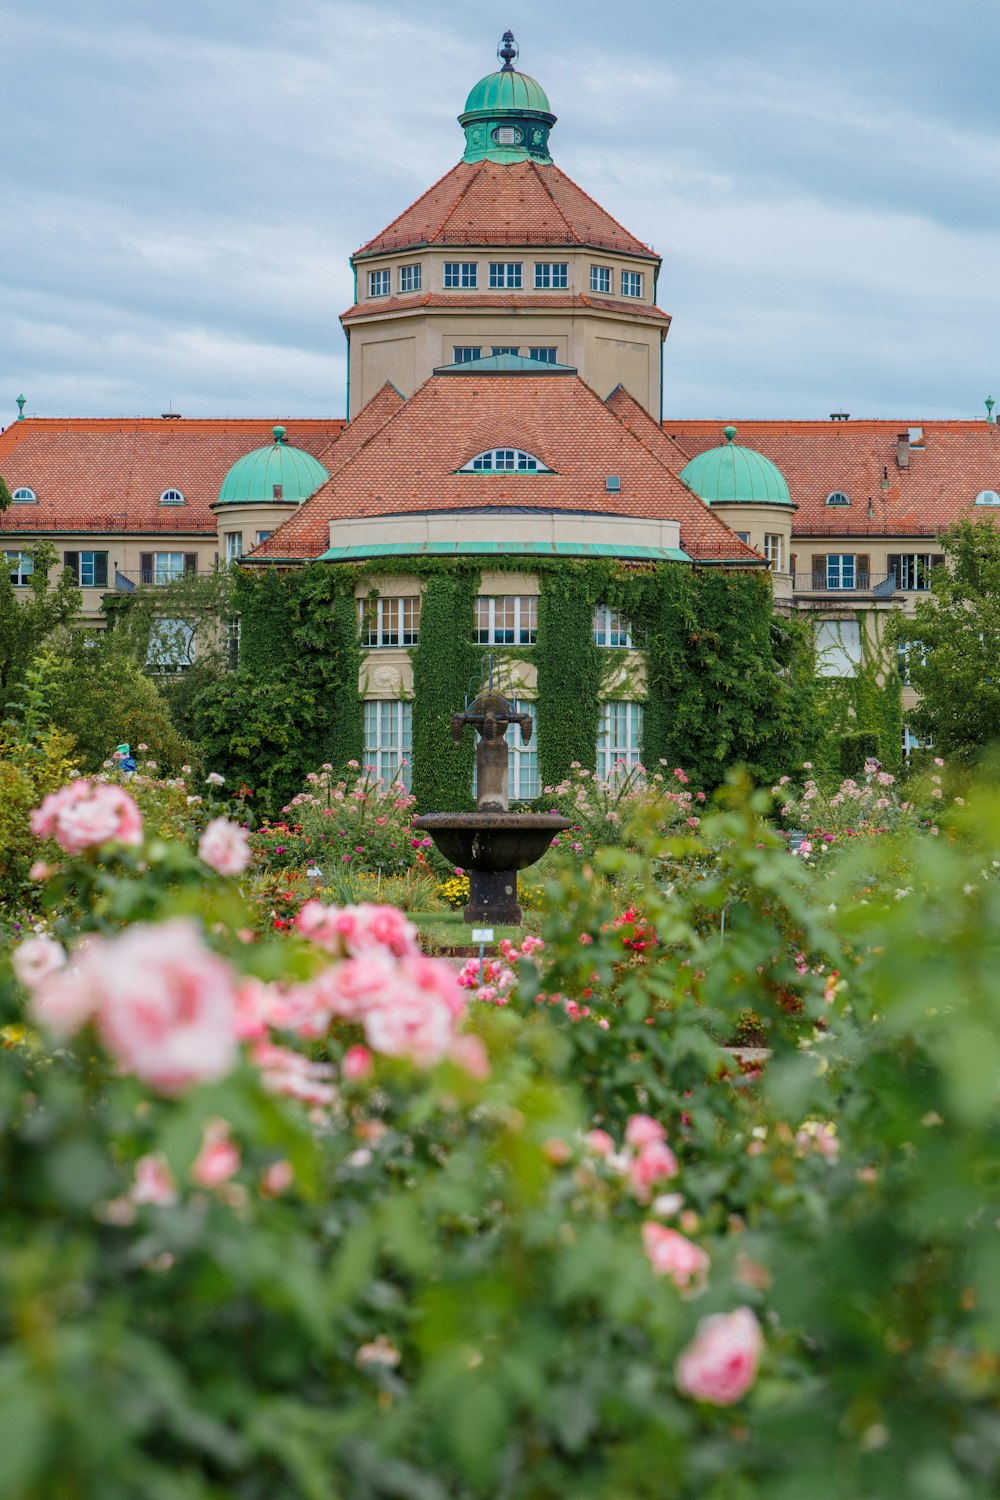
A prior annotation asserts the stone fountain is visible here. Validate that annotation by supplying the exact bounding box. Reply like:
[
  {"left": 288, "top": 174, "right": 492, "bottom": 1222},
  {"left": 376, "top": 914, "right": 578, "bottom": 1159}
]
[{"left": 413, "top": 675, "right": 570, "bottom": 925}]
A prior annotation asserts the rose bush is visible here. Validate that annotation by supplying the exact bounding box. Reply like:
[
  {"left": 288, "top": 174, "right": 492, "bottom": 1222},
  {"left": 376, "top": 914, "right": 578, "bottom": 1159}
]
[{"left": 3, "top": 769, "right": 1000, "bottom": 1497}]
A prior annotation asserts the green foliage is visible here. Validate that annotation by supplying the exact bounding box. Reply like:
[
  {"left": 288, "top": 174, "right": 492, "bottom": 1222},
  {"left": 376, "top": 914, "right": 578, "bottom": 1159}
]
[
  {"left": 896, "top": 519, "right": 1000, "bottom": 761},
  {"left": 191, "top": 673, "right": 336, "bottom": 811},
  {"left": 410, "top": 569, "right": 480, "bottom": 811},
  {"left": 0, "top": 474, "right": 11, "bottom": 513},
  {"left": 0, "top": 662, "right": 78, "bottom": 911},
  {"left": 536, "top": 566, "right": 603, "bottom": 783},
  {"left": 43, "top": 635, "right": 191, "bottom": 774},
  {"left": 839, "top": 730, "right": 880, "bottom": 778},
  {"left": 0, "top": 541, "right": 80, "bottom": 702},
  {"left": 810, "top": 613, "right": 902, "bottom": 781}
]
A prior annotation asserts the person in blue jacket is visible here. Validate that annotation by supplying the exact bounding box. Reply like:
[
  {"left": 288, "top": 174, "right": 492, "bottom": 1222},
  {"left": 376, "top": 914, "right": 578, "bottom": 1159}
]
[{"left": 112, "top": 742, "right": 137, "bottom": 779}]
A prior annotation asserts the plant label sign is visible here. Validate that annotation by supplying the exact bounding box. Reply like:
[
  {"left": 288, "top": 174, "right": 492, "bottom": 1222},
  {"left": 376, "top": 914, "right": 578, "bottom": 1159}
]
[{"left": 472, "top": 928, "right": 494, "bottom": 943}]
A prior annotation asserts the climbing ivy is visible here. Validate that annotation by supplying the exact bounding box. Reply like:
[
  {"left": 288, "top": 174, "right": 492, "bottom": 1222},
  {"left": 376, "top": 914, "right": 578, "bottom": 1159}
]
[
  {"left": 410, "top": 569, "right": 481, "bottom": 812},
  {"left": 536, "top": 567, "right": 603, "bottom": 785},
  {"left": 808, "top": 612, "right": 902, "bottom": 780}
]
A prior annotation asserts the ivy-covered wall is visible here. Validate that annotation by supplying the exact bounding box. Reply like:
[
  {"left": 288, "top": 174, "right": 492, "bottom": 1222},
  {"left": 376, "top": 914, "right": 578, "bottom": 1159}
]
[
  {"left": 808, "top": 612, "right": 903, "bottom": 779},
  {"left": 228, "top": 555, "right": 853, "bottom": 810}
]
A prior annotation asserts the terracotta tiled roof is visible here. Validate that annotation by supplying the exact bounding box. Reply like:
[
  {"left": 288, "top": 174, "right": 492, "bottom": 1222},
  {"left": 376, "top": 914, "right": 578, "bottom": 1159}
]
[
  {"left": 354, "top": 159, "right": 659, "bottom": 261},
  {"left": 665, "top": 419, "right": 1000, "bottom": 537},
  {"left": 0, "top": 417, "right": 343, "bottom": 536},
  {"left": 249, "top": 373, "right": 760, "bottom": 566},
  {"left": 342, "top": 291, "right": 669, "bottom": 326}
]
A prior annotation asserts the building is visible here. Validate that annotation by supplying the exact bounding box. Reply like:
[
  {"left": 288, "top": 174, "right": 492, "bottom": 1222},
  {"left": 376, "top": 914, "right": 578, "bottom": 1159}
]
[{"left": 2, "top": 33, "right": 997, "bottom": 772}]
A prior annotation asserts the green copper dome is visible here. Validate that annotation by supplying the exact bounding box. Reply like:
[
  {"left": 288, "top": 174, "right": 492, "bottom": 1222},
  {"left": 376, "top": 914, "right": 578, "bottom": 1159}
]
[
  {"left": 217, "top": 426, "right": 329, "bottom": 506},
  {"left": 679, "top": 426, "right": 793, "bottom": 507},
  {"left": 460, "top": 32, "right": 556, "bottom": 165}
]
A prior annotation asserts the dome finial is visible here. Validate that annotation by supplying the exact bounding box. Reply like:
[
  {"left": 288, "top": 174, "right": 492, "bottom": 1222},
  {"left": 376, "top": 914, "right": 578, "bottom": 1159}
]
[
  {"left": 497, "top": 30, "right": 518, "bottom": 71},
  {"left": 272, "top": 424, "right": 287, "bottom": 445},
  {"left": 723, "top": 424, "right": 737, "bottom": 443}
]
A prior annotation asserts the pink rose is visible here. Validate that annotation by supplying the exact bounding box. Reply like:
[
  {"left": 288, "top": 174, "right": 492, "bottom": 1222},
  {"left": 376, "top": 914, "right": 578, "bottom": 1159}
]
[
  {"left": 192, "top": 1118, "right": 241, "bottom": 1188},
  {"left": 32, "top": 780, "right": 143, "bottom": 854},
  {"left": 232, "top": 977, "right": 276, "bottom": 1041},
  {"left": 198, "top": 817, "right": 251, "bottom": 876},
  {"left": 675, "top": 1307, "right": 763, "bottom": 1406},
  {"left": 628, "top": 1139, "right": 679, "bottom": 1201},
  {"left": 13, "top": 935, "right": 66, "bottom": 991},
  {"left": 95, "top": 919, "right": 237, "bottom": 1094},
  {"left": 29, "top": 946, "right": 103, "bottom": 1039},
  {"left": 362, "top": 976, "right": 455, "bottom": 1068},
  {"left": 642, "top": 1223, "right": 710, "bottom": 1296},
  {"left": 253, "top": 1041, "right": 338, "bottom": 1107},
  {"left": 260, "top": 1159, "right": 294, "bottom": 1197},
  {"left": 131, "top": 1152, "right": 178, "bottom": 1207},
  {"left": 342, "top": 1044, "right": 373, "bottom": 1080},
  {"left": 625, "top": 1113, "right": 666, "bottom": 1148},
  {"left": 449, "top": 1033, "right": 491, "bottom": 1080},
  {"left": 585, "top": 1128, "right": 615, "bottom": 1157}
]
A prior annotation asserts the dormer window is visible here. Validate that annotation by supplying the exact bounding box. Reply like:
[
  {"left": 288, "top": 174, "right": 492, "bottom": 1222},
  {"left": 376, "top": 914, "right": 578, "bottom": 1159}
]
[
  {"left": 825, "top": 490, "right": 851, "bottom": 506},
  {"left": 11, "top": 486, "right": 36, "bottom": 503},
  {"left": 461, "top": 448, "right": 551, "bottom": 473},
  {"left": 368, "top": 269, "right": 390, "bottom": 298},
  {"left": 975, "top": 489, "right": 1000, "bottom": 506},
  {"left": 159, "top": 488, "right": 185, "bottom": 505}
]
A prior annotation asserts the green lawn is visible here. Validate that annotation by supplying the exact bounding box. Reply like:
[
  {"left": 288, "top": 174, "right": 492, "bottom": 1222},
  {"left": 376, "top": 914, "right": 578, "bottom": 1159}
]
[{"left": 410, "top": 909, "right": 543, "bottom": 953}]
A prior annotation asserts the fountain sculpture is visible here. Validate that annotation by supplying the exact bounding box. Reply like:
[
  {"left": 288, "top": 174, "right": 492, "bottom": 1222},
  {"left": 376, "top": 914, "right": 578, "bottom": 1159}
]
[{"left": 413, "top": 667, "right": 570, "bottom": 925}]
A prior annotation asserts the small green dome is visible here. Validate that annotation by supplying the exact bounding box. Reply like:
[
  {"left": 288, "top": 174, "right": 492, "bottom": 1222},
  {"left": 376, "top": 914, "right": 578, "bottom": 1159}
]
[
  {"left": 463, "top": 69, "right": 551, "bottom": 117},
  {"left": 217, "top": 426, "right": 329, "bottom": 506},
  {"left": 459, "top": 33, "right": 556, "bottom": 164},
  {"left": 679, "top": 426, "right": 792, "bottom": 507}
]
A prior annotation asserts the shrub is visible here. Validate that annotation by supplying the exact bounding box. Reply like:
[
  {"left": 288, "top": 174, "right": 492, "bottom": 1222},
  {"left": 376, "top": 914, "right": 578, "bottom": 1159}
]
[{"left": 839, "top": 729, "right": 880, "bottom": 780}]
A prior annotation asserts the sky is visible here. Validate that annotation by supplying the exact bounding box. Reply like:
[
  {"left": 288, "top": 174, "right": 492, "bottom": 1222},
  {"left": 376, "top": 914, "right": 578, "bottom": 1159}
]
[{"left": 3, "top": 0, "right": 999, "bottom": 426}]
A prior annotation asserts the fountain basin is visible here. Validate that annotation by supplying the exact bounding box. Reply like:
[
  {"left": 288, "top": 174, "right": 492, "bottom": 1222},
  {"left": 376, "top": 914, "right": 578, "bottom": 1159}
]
[{"left": 413, "top": 811, "right": 571, "bottom": 924}]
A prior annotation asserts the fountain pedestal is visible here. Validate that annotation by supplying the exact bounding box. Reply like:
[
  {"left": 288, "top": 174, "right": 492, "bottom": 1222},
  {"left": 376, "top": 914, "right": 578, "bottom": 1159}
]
[{"left": 412, "top": 687, "right": 570, "bottom": 926}]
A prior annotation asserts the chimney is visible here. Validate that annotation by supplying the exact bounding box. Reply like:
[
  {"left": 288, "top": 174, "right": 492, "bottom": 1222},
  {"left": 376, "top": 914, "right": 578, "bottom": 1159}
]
[
  {"left": 830, "top": 412, "right": 850, "bottom": 422},
  {"left": 896, "top": 431, "right": 910, "bottom": 469}
]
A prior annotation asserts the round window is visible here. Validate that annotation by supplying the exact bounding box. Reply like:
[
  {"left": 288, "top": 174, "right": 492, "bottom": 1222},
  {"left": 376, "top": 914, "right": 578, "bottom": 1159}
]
[
  {"left": 493, "top": 125, "right": 523, "bottom": 146},
  {"left": 975, "top": 489, "right": 1000, "bottom": 506}
]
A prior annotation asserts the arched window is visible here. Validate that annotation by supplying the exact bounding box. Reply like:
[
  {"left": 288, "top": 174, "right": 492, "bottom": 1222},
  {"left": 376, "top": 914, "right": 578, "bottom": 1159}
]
[
  {"left": 975, "top": 489, "right": 1000, "bottom": 506},
  {"left": 11, "top": 486, "right": 36, "bottom": 503},
  {"left": 460, "top": 448, "right": 551, "bottom": 473},
  {"left": 825, "top": 490, "right": 851, "bottom": 506},
  {"left": 159, "top": 488, "right": 186, "bottom": 505}
]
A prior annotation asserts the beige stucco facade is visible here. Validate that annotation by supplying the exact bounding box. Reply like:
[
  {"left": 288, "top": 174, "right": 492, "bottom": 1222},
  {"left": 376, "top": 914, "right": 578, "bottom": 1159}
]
[{"left": 344, "top": 247, "right": 666, "bottom": 418}]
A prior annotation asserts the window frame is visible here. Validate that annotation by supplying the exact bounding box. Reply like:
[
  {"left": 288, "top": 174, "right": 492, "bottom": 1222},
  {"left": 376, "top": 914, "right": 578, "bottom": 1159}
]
[
  {"left": 359, "top": 594, "right": 421, "bottom": 648},
  {"left": 892, "top": 553, "right": 936, "bottom": 591},
  {"left": 225, "top": 532, "right": 243, "bottom": 563},
  {"left": 593, "top": 604, "right": 632, "bottom": 648},
  {"left": 146, "top": 617, "right": 196, "bottom": 674},
  {"left": 151, "top": 551, "right": 187, "bottom": 584},
  {"left": 159, "top": 488, "right": 185, "bottom": 506},
  {"left": 620, "top": 270, "right": 644, "bottom": 298},
  {"left": 5, "top": 550, "right": 34, "bottom": 586},
  {"left": 826, "top": 554, "right": 856, "bottom": 590},
  {"left": 444, "top": 261, "right": 478, "bottom": 289},
  {"left": 473, "top": 595, "right": 538, "bottom": 646},
  {"left": 491, "top": 346, "right": 520, "bottom": 356},
  {"left": 534, "top": 261, "right": 568, "bottom": 289},
  {"left": 461, "top": 448, "right": 549, "bottom": 473},
  {"left": 590, "top": 265, "right": 612, "bottom": 294},
  {"left": 398, "top": 263, "right": 422, "bottom": 293},
  {"left": 528, "top": 346, "right": 558, "bottom": 363},
  {"left": 363, "top": 699, "right": 413, "bottom": 790},
  {"left": 763, "top": 533, "right": 785, "bottom": 571},
  {"left": 11, "top": 486, "right": 37, "bottom": 503},
  {"left": 367, "top": 268, "right": 391, "bottom": 298},
  {"left": 452, "top": 346, "right": 482, "bottom": 364},
  {"left": 815, "top": 618, "right": 862, "bottom": 677},
  {"left": 597, "top": 701, "right": 644, "bottom": 781},
  {"left": 489, "top": 261, "right": 523, "bottom": 289},
  {"left": 825, "top": 490, "right": 851, "bottom": 507}
]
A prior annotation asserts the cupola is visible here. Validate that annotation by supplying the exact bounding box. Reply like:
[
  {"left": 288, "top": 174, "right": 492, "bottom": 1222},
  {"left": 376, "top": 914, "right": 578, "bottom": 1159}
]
[
  {"left": 459, "top": 31, "right": 556, "bottom": 165},
  {"left": 679, "top": 426, "right": 793, "bottom": 507},
  {"left": 216, "top": 426, "right": 330, "bottom": 506}
]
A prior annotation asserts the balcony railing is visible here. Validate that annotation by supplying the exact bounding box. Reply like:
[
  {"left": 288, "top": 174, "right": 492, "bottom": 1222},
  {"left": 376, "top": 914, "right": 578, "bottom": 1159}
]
[
  {"left": 114, "top": 570, "right": 214, "bottom": 591},
  {"left": 793, "top": 573, "right": 899, "bottom": 599}
]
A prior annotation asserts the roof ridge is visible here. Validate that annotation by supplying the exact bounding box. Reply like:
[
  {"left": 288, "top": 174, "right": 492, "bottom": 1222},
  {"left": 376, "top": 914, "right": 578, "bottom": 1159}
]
[
  {"left": 426, "top": 160, "right": 481, "bottom": 244},
  {"left": 528, "top": 159, "right": 578, "bottom": 241},
  {"left": 354, "top": 160, "right": 473, "bottom": 257},
  {"left": 547, "top": 162, "right": 659, "bottom": 261}
]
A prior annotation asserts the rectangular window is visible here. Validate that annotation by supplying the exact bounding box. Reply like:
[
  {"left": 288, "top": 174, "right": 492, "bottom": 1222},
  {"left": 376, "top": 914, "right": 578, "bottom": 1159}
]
[
  {"left": 491, "top": 346, "right": 520, "bottom": 356},
  {"left": 590, "top": 265, "right": 612, "bottom": 293},
  {"left": 474, "top": 595, "right": 537, "bottom": 646},
  {"left": 359, "top": 594, "right": 421, "bottom": 648},
  {"left": 621, "top": 270, "right": 644, "bottom": 298},
  {"left": 534, "top": 262, "right": 568, "bottom": 289},
  {"left": 472, "top": 698, "right": 540, "bottom": 803},
  {"left": 227, "top": 616, "right": 241, "bottom": 672},
  {"left": 826, "top": 554, "right": 856, "bottom": 590},
  {"left": 735, "top": 531, "right": 750, "bottom": 544},
  {"left": 444, "top": 261, "right": 477, "bottom": 288},
  {"left": 763, "top": 534, "right": 784, "bottom": 571},
  {"left": 255, "top": 530, "right": 271, "bottom": 545},
  {"left": 364, "top": 700, "right": 413, "bottom": 790},
  {"left": 225, "top": 532, "right": 243, "bottom": 563},
  {"left": 815, "top": 619, "right": 861, "bottom": 677},
  {"left": 597, "top": 702, "right": 644, "bottom": 780},
  {"left": 903, "top": 725, "right": 930, "bottom": 759},
  {"left": 593, "top": 604, "right": 632, "bottom": 648},
  {"left": 528, "top": 346, "right": 557, "bottom": 363},
  {"left": 368, "top": 269, "right": 390, "bottom": 297},
  {"left": 5, "top": 550, "right": 33, "bottom": 586},
  {"left": 452, "top": 346, "right": 482, "bottom": 364},
  {"left": 398, "top": 263, "right": 421, "bottom": 293},
  {"left": 147, "top": 618, "right": 196, "bottom": 674},
  {"left": 897, "top": 640, "right": 926, "bottom": 685},
  {"left": 489, "top": 262, "right": 523, "bottom": 289},
  {"left": 62, "top": 551, "right": 108, "bottom": 588},
  {"left": 141, "top": 552, "right": 196, "bottom": 585},
  {"left": 890, "top": 553, "right": 938, "bottom": 591}
]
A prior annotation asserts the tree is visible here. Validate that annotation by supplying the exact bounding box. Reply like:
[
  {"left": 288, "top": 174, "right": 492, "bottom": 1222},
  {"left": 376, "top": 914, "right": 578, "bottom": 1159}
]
[
  {"left": 895, "top": 518, "right": 1000, "bottom": 761},
  {"left": 190, "top": 672, "right": 335, "bottom": 814},
  {"left": 0, "top": 542, "right": 80, "bottom": 704},
  {"left": 0, "top": 474, "right": 12, "bottom": 514},
  {"left": 43, "top": 635, "right": 192, "bottom": 773}
]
